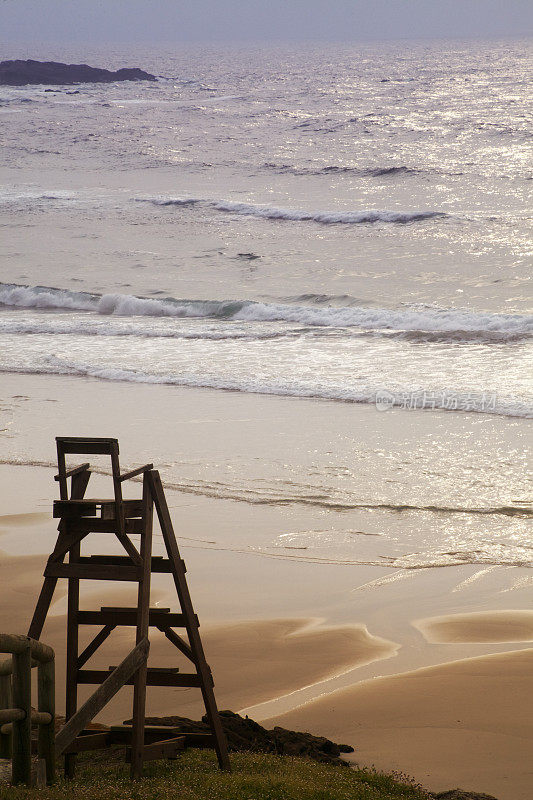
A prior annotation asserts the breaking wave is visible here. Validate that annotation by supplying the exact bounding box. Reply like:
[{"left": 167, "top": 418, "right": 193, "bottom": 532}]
[
  {"left": 1, "top": 284, "right": 532, "bottom": 341},
  {"left": 136, "top": 196, "right": 446, "bottom": 224},
  {"left": 262, "top": 162, "right": 423, "bottom": 178}
]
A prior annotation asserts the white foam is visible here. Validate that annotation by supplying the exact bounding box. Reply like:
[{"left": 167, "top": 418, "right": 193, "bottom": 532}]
[
  {"left": 0, "top": 284, "right": 95, "bottom": 311},
  {"left": 3, "top": 357, "right": 531, "bottom": 419},
  {"left": 1, "top": 284, "right": 532, "bottom": 337},
  {"left": 139, "top": 195, "right": 446, "bottom": 225},
  {"left": 0, "top": 317, "right": 286, "bottom": 341},
  {"left": 232, "top": 301, "right": 533, "bottom": 334}
]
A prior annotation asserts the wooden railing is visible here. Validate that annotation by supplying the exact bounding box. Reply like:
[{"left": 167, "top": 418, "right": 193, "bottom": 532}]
[{"left": 0, "top": 634, "right": 55, "bottom": 786}]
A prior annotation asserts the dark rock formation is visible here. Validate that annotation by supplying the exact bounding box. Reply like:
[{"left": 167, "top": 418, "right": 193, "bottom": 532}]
[
  {"left": 0, "top": 59, "right": 156, "bottom": 86},
  {"left": 432, "top": 792, "right": 499, "bottom": 800},
  {"left": 142, "top": 711, "right": 354, "bottom": 766}
]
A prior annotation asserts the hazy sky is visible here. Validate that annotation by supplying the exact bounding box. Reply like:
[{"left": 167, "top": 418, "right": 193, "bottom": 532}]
[{"left": 2, "top": 0, "right": 532, "bottom": 43}]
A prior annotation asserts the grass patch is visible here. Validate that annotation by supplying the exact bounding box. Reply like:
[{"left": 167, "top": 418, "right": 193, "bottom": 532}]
[{"left": 0, "top": 749, "right": 432, "bottom": 800}]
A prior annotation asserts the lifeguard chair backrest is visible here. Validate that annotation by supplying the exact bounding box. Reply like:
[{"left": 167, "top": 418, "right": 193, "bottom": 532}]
[{"left": 55, "top": 438, "right": 124, "bottom": 530}]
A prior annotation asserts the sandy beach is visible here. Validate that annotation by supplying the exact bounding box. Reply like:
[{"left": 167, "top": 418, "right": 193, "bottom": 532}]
[
  {"left": 0, "top": 373, "right": 531, "bottom": 799},
  {"left": 267, "top": 648, "right": 533, "bottom": 800},
  {"left": 1, "top": 23, "right": 532, "bottom": 800}
]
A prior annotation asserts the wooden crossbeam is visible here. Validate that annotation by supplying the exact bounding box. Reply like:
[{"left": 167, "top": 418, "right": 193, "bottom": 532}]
[
  {"left": 126, "top": 736, "right": 185, "bottom": 763},
  {"left": 54, "top": 463, "right": 90, "bottom": 482},
  {"left": 76, "top": 625, "right": 115, "bottom": 669},
  {"left": 77, "top": 669, "right": 201, "bottom": 688},
  {"left": 56, "top": 638, "right": 149, "bottom": 755},
  {"left": 49, "top": 529, "right": 90, "bottom": 563},
  {"left": 63, "top": 732, "right": 111, "bottom": 754},
  {"left": 44, "top": 563, "right": 141, "bottom": 581},
  {"left": 56, "top": 438, "right": 119, "bottom": 455},
  {"left": 77, "top": 609, "right": 191, "bottom": 627},
  {"left": 119, "top": 464, "right": 154, "bottom": 482},
  {"left": 160, "top": 626, "right": 196, "bottom": 663},
  {"left": 53, "top": 499, "right": 144, "bottom": 519}
]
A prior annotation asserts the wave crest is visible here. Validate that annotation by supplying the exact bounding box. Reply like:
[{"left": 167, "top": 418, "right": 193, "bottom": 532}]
[
  {"left": 1, "top": 284, "right": 531, "bottom": 340},
  {"left": 137, "top": 196, "right": 446, "bottom": 225}
]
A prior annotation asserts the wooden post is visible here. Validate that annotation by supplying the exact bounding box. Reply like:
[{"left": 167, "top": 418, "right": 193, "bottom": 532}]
[
  {"left": 38, "top": 657, "right": 55, "bottom": 785},
  {"left": 12, "top": 642, "right": 31, "bottom": 785},
  {"left": 147, "top": 471, "right": 231, "bottom": 771},
  {"left": 0, "top": 668, "right": 12, "bottom": 758},
  {"left": 28, "top": 468, "right": 91, "bottom": 641},
  {"left": 130, "top": 473, "right": 153, "bottom": 779},
  {"left": 64, "top": 534, "right": 80, "bottom": 779}
]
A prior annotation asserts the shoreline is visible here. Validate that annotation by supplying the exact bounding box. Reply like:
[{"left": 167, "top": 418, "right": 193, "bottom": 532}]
[
  {"left": 266, "top": 647, "right": 533, "bottom": 800},
  {"left": 1, "top": 373, "right": 531, "bottom": 799}
]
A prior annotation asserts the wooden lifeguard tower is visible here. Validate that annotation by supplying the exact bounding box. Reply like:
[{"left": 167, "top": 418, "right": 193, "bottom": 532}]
[{"left": 27, "top": 437, "right": 230, "bottom": 778}]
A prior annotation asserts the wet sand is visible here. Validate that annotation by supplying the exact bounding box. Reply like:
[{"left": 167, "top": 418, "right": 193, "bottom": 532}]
[
  {"left": 267, "top": 648, "right": 533, "bottom": 800},
  {"left": 415, "top": 610, "right": 533, "bottom": 644},
  {"left": 0, "top": 548, "right": 395, "bottom": 720},
  {"left": 1, "top": 373, "right": 532, "bottom": 798}
]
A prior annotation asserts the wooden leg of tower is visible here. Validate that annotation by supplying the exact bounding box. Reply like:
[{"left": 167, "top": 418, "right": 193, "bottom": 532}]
[
  {"left": 29, "top": 470, "right": 91, "bottom": 641},
  {"left": 64, "top": 539, "right": 80, "bottom": 779},
  {"left": 148, "top": 471, "right": 231, "bottom": 771},
  {"left": 130, "top": 475, "right": 153, "bottom": 779},
  {"left": 27, "top": 577, "right": 58, "bottom": 640}
]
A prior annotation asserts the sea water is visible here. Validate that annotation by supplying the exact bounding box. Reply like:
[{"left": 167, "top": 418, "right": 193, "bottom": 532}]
[{"left": 0, "top": 38, "right": 531, "bottom": 574}]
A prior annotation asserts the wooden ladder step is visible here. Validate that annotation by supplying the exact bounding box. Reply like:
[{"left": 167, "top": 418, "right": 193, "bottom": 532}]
[
  {"left": 58, "top": 519, "right": 144, "bottom": 534},
  {"left": 76, "top": 555, "right": 184, "bottom": 573},
  {"left": 77, "top": 669, "right": 203, "bottom": 687},
  {"left": 53, "top": 499, "right": 143, "bottom": 519},
  {"left": 63, "top": 731, "right": 111, "bottom": 754},
  {"left": 77, "top": 608, "right": 194, "bottom": 627},
  {"left": 176, "top": 732, "right": 215, "bottom": 749},
  {"left": 109, "top": 724, "right": 183, "bottom": 744},
  {"left": 45, "top": 562, "right": 141, "bottom": 581},
  {"left": 114, "top": 725, "right": 216, "bottom": 750},
  {"left": 125, "top": 736, "right": 185, "bottom": 763}
]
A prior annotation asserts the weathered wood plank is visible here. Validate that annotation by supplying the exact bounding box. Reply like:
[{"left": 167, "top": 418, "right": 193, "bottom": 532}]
[
  {"left": 181, "top": 732, "right": 215, "bottom": 748},
  {"left": 147, "top": 470, "right": 230, "bottom": 771},
  {"left": 55, "top": 638, "right": 149, "bottom": 756},
  {"left": 0, "top": 708, "right": 24, "bottom": 725},
  {"left": 55, "top": 519, "right": 144, "bottom": 534},
  {"left": 130, "top": 472, "right": 153, "bottom": 778},
  {"left": 53, "top": 499, "right": 144, "bottom": 519},
  {"left": 0, "top": 673, "right": 12, "bottom": 757},
  {"left": 11, "top": 644, "right": 31, "bottom": 785},
  {"left": 77, "top": 610, "right": 187, "bottom": 627},
  {"left": 125, "top": 736, "right": 185, "bottom": 763},
  {"left": 64, "top": 534, "right": 80, "bottom": 779},
  {"left": 119, "top": 464, "right": 154, "bottom": 482},
  {"left": 161, "top": 627, "right": 195, "bottom": 663},
  {"left": 63, "top": 732, "right": 110, "bottom": 753},
  {"left": 109, "top": 724, "right": 182, "bottom": 744},
  {"left": 54, "top": 463, "right": 90, "bottom": 482},
  {"left": 45, "top": 563, "right": 141, "bottom": 581},
  {"left": 56, "top": 438, "right": 118, "bottom": 455},
  {"left": 76, "top": 625, "right": 115, "bottom": 669},
  {"left": 37, "top": 657, "right": 55, "bottom": 785},
  {"left": 28, "top": 469, "right": 90, "bottom": 640},
  {"left": 77, "top": 670, "right": 200, "bottom": 687}
]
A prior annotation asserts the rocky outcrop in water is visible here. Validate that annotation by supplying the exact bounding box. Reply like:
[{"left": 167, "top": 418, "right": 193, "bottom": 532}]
[{"left": 0, "top": 59, "right": 156, "bottom": 86}]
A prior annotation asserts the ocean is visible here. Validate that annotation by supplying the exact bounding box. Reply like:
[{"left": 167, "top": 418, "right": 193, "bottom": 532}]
[{"left": 0, "top": 38, "right": 531, "bottom": 576}]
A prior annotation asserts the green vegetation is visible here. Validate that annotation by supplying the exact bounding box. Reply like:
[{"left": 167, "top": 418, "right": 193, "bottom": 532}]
[{"left": 0, "top": 749, "right": 432, "bottom": 800}]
